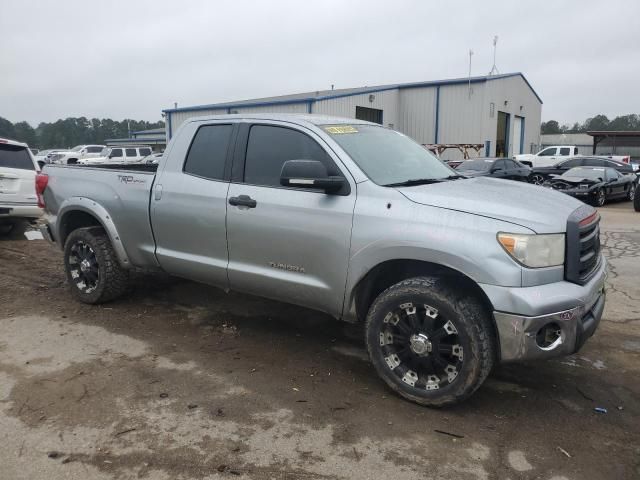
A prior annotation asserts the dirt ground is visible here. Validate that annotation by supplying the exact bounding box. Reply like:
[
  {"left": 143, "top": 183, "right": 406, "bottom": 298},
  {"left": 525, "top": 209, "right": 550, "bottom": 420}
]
[{"left": 1, "top": 203, "right": 639, "bottom": 480}]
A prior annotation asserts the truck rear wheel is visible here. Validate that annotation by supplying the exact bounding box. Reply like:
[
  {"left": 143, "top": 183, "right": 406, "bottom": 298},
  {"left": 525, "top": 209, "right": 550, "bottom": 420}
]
[
  {"left": 63, "top": 227, "right": 129, "bottom": 304},
  {"left": 365, "top": 276, "right": 495, "bottom": 407}
]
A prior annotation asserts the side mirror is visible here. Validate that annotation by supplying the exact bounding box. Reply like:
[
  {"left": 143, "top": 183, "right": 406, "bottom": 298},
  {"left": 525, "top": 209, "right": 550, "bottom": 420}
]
[{"left": 280, "top": 160, "right": 346, "bottom": 194}]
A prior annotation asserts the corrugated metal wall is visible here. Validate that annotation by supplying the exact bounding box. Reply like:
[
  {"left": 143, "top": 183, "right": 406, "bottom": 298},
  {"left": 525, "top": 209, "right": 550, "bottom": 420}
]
[
  {"left": 312, "top": 90, "right": 399, "bottom": 129},
  {"left": 397, "top": 87, "right": 437, "bottom": 144},
  {"left": 166, "top": 76, "right": 542, "bottom": 162}
]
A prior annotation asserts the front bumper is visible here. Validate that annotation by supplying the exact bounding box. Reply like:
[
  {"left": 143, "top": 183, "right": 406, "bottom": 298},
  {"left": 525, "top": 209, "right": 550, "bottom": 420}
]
[{"left": 485, "top": 256, "right": 607, "bottom": 362}]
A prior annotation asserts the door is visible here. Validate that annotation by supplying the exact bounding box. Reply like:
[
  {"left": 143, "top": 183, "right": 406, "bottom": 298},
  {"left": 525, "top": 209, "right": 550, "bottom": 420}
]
[
  {"left": 490, "top": 159, "right": 508, "bottom": 179},
  {"left": 108, "top": 148, "right": 125, "bottom": 164},
  {"left": 0, "top": 143, "right": 37, "bottom": 207},
  {"left": 226, "top": 123, "right": 356, "bottom": 317},
  {"left": 513, "top": 116, "right": 524, "bottom": 155},
  {"left": 124, "top": 148, "right": 138, "bottom": 164},
  {"left": 151, "top": 122, "right": 235, "bottom": 287},
  {"left": 605, "top": 168, "right": 626, "bottom": 198},
  {"left": 495, "top": 112, "right": 510, "bottom": 157}
]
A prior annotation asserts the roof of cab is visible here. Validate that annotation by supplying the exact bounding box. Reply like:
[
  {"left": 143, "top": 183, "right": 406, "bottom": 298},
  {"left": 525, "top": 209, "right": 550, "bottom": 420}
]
[
  {"left": 186, "top": 113, "right": 378, "bottom": 127},
  {"left": 0, "top": 137, "right": 29, "bottom": 147}
]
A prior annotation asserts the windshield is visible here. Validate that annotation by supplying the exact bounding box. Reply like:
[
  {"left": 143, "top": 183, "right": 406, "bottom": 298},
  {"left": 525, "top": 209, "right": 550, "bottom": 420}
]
[
  {"left": 323, "top": 124, "right": 455, "bottom": 186},
  {"left": 99, "top": 147, "right": 110, "bottom": 156},
  {"left": 457, "top": 159, "right": 494, "bottom": 172},
  {"left": 71, "top": 145, "right": 83, "bottom": 151},
  {"left": 562, "top": 167, "right": 605, "bottom": 180}
]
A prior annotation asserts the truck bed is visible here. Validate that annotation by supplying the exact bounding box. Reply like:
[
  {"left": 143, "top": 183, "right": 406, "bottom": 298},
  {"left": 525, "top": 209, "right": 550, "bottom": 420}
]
[{"left": 42, "top": 163, "right": 159, "bottom": 268}]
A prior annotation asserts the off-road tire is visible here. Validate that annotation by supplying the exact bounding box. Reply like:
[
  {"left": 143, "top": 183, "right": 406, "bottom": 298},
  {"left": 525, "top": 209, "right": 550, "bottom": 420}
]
[
  {"left": 63, "top": 227, "right": 129, "bottom": 304},
  {"left": 365, "top": 276, "right": 495, "bottom": 407}
]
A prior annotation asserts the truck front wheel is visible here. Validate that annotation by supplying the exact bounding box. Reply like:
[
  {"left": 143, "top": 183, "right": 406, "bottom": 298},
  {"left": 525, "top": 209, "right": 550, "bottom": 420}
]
[
  {"left": 63, "top": 227, "right": 129, "bottom": 304},
  {"left": 365, "top": 276, "right": 495, "bottom": 407}
]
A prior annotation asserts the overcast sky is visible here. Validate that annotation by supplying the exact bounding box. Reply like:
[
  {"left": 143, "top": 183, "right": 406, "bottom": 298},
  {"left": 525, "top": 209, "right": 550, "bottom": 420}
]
[{"left": 2, "top": 0, "right": 639, "bottom": 126}]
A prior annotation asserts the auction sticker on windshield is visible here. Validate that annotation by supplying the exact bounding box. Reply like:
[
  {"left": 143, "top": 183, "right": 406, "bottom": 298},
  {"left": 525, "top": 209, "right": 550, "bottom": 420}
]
[{"left": 323, "top": 126, "right": 358, "bottom": 134}]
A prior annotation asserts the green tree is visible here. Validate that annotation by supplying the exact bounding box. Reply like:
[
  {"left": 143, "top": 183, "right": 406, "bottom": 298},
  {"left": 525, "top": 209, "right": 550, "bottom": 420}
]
[
  {"left": 0, "top": 117, "right": 16, "bottom": 139},
  {"left": 541, "top": 120, "right": 561, "bottom": 134}
]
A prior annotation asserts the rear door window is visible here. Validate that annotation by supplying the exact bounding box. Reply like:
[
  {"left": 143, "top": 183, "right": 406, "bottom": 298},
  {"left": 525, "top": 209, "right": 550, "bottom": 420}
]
[
  {"left": 0, "top": 144, "right": 34, "bottom": 170},
  {"left": 183, "top": 124, "right": 233, "bottom": 180},
  {"left": 125, "top": 148, "right": 137, "bottom": 157},
  {"left": 111, "top": 149, "right": 123, "bottom": 158},
  {"left": 561, "top": 158, "right": 583, "bottom": 168},
  {"left": 87, "top": 146, "right": 103, "bottom": 153},
  {"left": 139, "top": 148, "right": 152, "bottom": 156},
  {"left": 559, "top": 147, "right": 571, "bottom": 155}
]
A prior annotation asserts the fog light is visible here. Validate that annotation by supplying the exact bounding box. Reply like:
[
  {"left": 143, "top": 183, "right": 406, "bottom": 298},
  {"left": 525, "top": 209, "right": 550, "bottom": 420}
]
[{"left": 536, "top": 322, "right": 562, "bottom": 349}]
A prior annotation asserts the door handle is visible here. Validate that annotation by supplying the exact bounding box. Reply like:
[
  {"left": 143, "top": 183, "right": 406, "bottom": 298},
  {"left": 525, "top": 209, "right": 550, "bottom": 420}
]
[
  {"left": 228, "top": 195, "right": 257, "bottom": 208},
  {"left": 154, "top": 184, "right": 163, "bottom": 200}
]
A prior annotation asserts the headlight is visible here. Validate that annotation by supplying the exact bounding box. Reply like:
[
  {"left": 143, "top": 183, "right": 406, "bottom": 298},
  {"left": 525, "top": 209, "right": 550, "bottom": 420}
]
[{"left": 497, "top": 233, "right": 565, "bottom": 268}]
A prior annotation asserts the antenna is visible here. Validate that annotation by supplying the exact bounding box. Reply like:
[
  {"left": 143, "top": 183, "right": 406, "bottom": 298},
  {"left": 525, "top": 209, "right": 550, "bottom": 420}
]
[
  {"left": 488, "top": 35, "right": 500, "bottom": 75},
  {"left": 468, "top": 49, "right": 474, "bottom": 98}
]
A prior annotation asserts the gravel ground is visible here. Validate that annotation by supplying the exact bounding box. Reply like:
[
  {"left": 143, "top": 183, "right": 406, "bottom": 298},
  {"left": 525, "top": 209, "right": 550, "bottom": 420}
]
[{"left": 0, "top": 203, "right": 639, "bottom": 480}]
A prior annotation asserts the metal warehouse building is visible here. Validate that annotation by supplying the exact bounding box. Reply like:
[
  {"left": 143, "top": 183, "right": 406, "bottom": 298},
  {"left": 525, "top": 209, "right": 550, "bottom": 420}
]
[{"left": 164, "top": 72, "right": 541, "bottom": 160}]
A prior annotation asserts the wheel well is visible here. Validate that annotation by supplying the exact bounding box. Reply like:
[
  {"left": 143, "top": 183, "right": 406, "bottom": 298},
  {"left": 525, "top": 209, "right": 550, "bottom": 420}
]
[
  {"left": 353, "top": 259, "right": 495, "bottom": 325},
  {"left": 59, "top": 210, "right": 103, "bottom": 246}
]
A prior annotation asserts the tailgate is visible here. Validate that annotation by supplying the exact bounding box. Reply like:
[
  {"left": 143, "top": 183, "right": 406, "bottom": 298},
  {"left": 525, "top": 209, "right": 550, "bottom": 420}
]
[{"left": 0, "top": 144, "right": 37, "bottom": 204}]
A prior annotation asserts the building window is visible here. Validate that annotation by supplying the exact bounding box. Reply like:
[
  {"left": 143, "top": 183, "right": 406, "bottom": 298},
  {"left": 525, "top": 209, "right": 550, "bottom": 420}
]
[{"left": 355, "top": 106, "right": 383, "bottom": 125}]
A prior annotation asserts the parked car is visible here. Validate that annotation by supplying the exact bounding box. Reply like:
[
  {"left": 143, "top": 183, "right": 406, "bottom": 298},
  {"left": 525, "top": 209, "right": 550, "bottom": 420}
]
[
  {"left": 544, "top": 167, "right": 636, "bottom": 207},
  {"left": 0, "top": 138, "right": 42, "bottom": 234},
  {"left": 78, "top": 146, "right": 153, "bottom": 165},
  {"left": 515, "top": 146, "right": 631, "bottom": 168},
  {"left": 53, "top": 145, "right": 106, "bottom": 165},
  {"left": 456, "top": 158, "right": 531, "bottom": 181},
  {"left": 37, "top": 114, "right": 606, "bottom": 407},
  {"left": 33, "top": 149, "right": 66, "bottom": 167},
  {"left": 529, "top": 156, "right": 634, "bottom": 185}
]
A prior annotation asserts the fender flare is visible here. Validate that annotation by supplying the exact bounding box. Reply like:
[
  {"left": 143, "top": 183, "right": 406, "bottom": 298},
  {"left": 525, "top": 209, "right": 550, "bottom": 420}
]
[{"left": 57, "top": 197, "right": 131, "bottom": 268}]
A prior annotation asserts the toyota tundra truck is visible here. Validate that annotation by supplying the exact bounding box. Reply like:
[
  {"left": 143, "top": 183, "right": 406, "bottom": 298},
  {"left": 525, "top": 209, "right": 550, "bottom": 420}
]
[{"left": 37, "top": 114, "right": 606, "bottom": 406}]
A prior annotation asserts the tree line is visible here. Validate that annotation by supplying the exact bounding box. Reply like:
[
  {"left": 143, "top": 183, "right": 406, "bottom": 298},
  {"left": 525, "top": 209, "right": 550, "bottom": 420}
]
[
  {"left": 541, "top": 114, "right": 640, "bottom": 135},
  {"left": 0, "top": 116, "right": 164, "bottom": 149}
]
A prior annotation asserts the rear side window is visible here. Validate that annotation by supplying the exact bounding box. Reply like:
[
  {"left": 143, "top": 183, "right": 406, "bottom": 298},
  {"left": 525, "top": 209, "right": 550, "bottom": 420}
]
[
  {"left": 559, "top": 147, "right": 571, "bottom": 155},
  {"left": 139, "top": 148, "right": 152, "bottom": 156},
  {"left": 125, "top": 148, "right": 137, "bottom": 157},
  {"left": 583, "top": 158, "right": 604, "bottom": 167},
  {"left": 0, "top": 144, "right": 34, "bottom": 170},
  {"left": 183, "top": 124, "right": 233, "bottom": 180},
  {"left": 111, "top": 149, "right": 123, "bottom": 158},
  {"left": 244, "top": 125, "right": 334, "bottom": 187},
  {"left": 87, "top": 146, "right": 102, "bottom": 153}
]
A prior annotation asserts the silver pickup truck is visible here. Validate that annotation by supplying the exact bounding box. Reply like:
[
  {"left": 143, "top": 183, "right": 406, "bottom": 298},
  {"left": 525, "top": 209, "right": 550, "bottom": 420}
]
[{"left": 38, "top": 114, "right": 606, "bottom": 406}]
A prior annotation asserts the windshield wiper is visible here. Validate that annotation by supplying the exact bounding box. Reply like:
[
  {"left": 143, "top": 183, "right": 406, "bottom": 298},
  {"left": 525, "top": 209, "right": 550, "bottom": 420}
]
[
  {"left": 383, "top": 178, "right": 445, "bottom": 187},
  {"left": 383, "top": 175, "right": 467, "bottom": 187}
]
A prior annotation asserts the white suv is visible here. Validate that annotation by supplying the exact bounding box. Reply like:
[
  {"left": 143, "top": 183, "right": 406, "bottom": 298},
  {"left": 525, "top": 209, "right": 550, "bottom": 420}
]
[
  {"left": 0, "top": 138, "right": 42, "bottom": 234},
  {"left": 78, "top": 146, "right": 153, "bottom": 165},
  {"left": 52, "top": 144, "right": 106, "bottom": 165}
]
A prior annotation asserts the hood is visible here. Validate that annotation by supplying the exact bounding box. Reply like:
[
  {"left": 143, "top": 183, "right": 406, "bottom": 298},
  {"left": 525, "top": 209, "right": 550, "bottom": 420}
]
[
  {"left": 397, "top": 177, "right": 583, "bottom": 233},
  {"left": 514, "top": 154, "right": 534, "bottom": 160}
]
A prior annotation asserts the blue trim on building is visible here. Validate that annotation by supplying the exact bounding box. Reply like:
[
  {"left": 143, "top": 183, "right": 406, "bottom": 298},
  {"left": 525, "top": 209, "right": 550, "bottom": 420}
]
[
  {"left": 307, "top": 101, "right": 313, "bottom": 114},
  {"left": 167, "top": 114, "right": 172, "bottom": 140},
  {"left": 161, "top": 72, "right": 542, "bottom": 115},
  {"left": 485, "top": 140, "right": 491, "bottom": 157},
  {"left": 434, "top": 86, "right": 440, "bottom": 143},
  {"left": 519, "top": 116, "right": 525, "bottom": 154}
]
